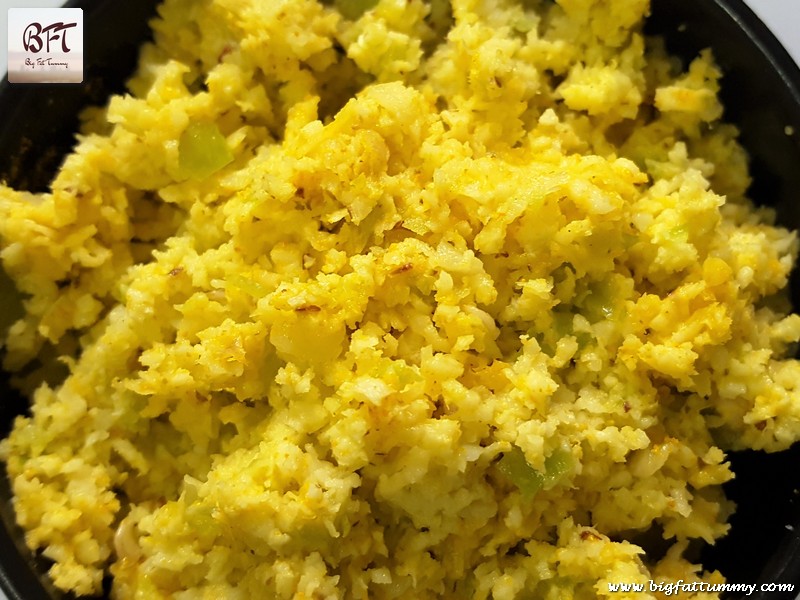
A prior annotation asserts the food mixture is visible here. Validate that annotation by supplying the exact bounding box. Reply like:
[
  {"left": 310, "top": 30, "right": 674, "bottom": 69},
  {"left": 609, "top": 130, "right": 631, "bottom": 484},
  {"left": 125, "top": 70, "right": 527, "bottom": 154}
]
[{"left": 1, "top": 0, "right": 800, "bottom": 597}]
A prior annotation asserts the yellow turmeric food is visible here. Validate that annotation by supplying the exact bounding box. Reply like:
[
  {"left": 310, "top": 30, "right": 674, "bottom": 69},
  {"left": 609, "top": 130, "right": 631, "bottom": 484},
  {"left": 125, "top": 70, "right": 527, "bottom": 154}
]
[{"left": 1, "top": 0, "right": 799, "bottom": 598}]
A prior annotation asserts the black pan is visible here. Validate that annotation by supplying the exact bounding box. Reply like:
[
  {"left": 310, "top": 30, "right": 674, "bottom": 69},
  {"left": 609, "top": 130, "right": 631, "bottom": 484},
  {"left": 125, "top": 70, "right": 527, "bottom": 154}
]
[{"left": 1, "top": 0, "right": 800, "bottom": 598}]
